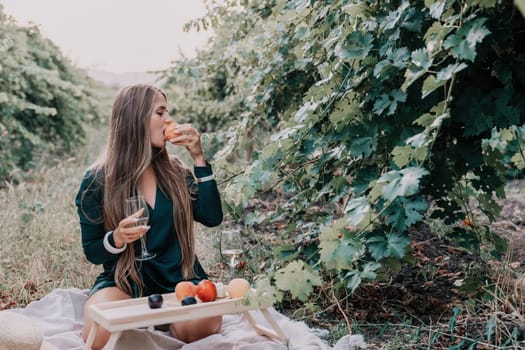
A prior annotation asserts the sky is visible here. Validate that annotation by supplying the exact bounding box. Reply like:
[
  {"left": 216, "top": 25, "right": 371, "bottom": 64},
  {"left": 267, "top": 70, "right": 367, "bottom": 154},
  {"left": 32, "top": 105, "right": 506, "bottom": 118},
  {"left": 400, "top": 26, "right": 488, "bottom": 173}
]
[{"left": 0, "top": 0, "right": 214, "bottom": 73}]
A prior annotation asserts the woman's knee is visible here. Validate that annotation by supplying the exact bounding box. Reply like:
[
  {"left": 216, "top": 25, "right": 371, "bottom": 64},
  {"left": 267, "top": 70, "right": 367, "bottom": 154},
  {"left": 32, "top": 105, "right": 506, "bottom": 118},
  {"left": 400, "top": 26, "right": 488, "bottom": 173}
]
[{"left": 170, "top": 316, "right": 222, "bottom": 343}]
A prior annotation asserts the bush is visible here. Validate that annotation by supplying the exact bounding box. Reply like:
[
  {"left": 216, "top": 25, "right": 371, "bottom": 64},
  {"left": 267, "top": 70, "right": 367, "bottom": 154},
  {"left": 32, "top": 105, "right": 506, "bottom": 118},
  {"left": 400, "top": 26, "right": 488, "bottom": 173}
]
[{"left": 0, "top": 6, "right": 106, "bottom": 183}]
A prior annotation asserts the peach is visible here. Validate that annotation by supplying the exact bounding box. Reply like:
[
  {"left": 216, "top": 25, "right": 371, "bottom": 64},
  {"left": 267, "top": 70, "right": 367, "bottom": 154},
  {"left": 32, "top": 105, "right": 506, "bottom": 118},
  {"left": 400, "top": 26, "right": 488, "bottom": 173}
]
[
  {"left": 175, "top": 281, "right": 196, "bottom": 301},
  {"left": 164, "top": 122, "right": 180, "bottom": 141},
  {"left": 227, "top": 278, "right": 250, "bottom": 298}
]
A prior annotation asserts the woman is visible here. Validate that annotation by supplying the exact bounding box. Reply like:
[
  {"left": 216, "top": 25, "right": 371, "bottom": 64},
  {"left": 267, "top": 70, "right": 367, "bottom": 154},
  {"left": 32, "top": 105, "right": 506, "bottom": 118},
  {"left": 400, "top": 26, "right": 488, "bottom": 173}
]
[{"left": 75, "top": 84, "right": 223, "bottom": 349}]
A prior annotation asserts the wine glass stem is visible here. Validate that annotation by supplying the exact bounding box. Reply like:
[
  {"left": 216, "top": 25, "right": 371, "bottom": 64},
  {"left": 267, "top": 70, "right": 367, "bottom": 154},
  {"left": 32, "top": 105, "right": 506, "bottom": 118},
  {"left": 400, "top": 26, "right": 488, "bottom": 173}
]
[
  {"left": 140, "top": 237, "right": 148, "bottom": 256},
  {"left": 230, "top": 257, "right": 237, "bottom": 279}
]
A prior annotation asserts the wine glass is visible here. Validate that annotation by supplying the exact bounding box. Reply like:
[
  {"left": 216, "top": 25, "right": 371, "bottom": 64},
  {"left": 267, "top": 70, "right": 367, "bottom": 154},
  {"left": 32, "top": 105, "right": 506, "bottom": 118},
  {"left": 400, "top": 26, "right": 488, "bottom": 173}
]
[
  {"left": 125, "top": 195, "right": 156, "bottom": 261},
  {"left": 220, "top": 229, "right": 243, "bottom": 280}
]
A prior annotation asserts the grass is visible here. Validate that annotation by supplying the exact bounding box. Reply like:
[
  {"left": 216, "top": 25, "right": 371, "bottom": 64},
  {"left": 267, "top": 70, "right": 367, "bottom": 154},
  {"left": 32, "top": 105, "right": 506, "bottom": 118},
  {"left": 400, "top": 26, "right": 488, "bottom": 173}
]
[{"left": 0, "top": 125, "right": 106, "bottom": 306}]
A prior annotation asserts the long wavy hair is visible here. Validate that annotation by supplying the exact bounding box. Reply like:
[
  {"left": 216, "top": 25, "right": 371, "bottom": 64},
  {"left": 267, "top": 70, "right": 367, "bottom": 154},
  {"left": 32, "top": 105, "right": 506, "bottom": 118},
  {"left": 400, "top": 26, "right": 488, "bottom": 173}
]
[{"left": 87, "top": 84, "right": 195, "bottom": 296}]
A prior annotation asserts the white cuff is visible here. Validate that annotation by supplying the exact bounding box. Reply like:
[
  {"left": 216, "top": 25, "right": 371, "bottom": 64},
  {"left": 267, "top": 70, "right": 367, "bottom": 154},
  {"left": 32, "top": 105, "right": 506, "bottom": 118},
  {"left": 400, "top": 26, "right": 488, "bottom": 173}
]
[
  {"left": 197, "top": 174, "right": 215, "bottom": 183},
  {"left": 103, "top": 231, "right": 127, "bottom": 254}
]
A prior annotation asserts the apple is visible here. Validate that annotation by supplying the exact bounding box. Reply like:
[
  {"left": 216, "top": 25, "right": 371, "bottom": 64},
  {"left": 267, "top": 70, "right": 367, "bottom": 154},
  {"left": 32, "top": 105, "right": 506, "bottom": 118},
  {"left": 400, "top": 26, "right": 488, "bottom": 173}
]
[
  {"left": 196, "top": 279, "right": 217, "bottom": 302},
  {"left": 175, "top": 281, "right": 197, "bottom": 301}
]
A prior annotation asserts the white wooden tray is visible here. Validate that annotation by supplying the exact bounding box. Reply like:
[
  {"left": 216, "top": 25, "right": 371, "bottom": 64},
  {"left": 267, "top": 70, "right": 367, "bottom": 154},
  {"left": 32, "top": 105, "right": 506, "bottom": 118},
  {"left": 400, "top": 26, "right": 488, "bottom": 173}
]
[{"left": 84, "top": 292, "right": 286, "bottom": 350}]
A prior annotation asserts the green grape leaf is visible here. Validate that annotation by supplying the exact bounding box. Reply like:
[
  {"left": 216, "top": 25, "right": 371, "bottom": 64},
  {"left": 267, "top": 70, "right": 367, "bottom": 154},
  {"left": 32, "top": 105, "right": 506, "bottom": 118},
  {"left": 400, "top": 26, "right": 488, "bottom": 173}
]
[
  {"left": 374, "top": 59, "right": 393, "bottom": 78},
  {"left": 404, "top": 199, "right": 425, "bottom": 229},
  {"left": 373, "top": 89, "right": 407, "bottom": 116},
  {"left": 344, "top": 262, "right": 381, "bottom": 292},
  {"left": 342, "top": 2, "right": 367, "bottom": 16},
  {"left": 274, "top": 260, "right": 322, "bottom": 301},
  {"left": 411, "top": 48, "right": 432, "bottom": 70},
  {"left": 427, "top": 0, "right": 446, "bottom": 19},
  {"left": 330, "top": 96, "right": 360, "bottom": 126},
  {"left": 511, "top": 152, "right": 525, "bottom": 169},
  {"left": 378, "top": 167, "right": 429, "bottom": 201},
  {"left": 436, "top": 63, "right": 468, "bottom": 81},
  {"left": 479, "top": 0, "right": 497, "bottom": 7},
  {"left": 319, "top": 218, "right": 364, "bottom": 270},
  {"left": 273, "top": 243, "right": 299, "bottom": 262},
  {"left": 345, "top": 271, "right": 362, "bottom": 292},
  {"left": 392, "top": 145, "right": 413, "bottom": 167},
  {"left": 336, "top": 31, "right": 374, "bottom": 60},
  {"left": 294, "top": 101, "right": 319, "bottom": 123},
  {"left": 413, "top": 102, "right": 448, "bottom": 128},
  {"left": 406, "top": 132, "right": 429, "bottom": 147},
  {"left": 421, "top": 75, "right": 445, "bottom": 98},
  {"left": 344, "top": 197, "right": 371, "bottom": 226},
  {"left": 351, "top": 167, "right": 380, "bottom": 196},
  {"left": 384, "top": 197, "right": 429, "bottom": 230},
  {"left": 444, "top": 18, "right": 491, "bottom": 61},
  {"left": 402, "top": 65, "right": 426, "bottom": 91},
  {"left": 367, "top": 232, "right": 411, "bottom": 260},
  {"left": 381, "top": 1, "right": 410, "bottom": 30},
  {"left": 349, "top": 135, "right": 377, "bottom": 157},
  {"left": 424, "top": 21, "right": 452, "bottom": 53},
  {"left": 244, "top": 278, "right": 283, "bottom": 308},
  {"left": 389, "top": 47, "right": 410, "bottom": 69},
  {"left": 360, "top": 262, "right": 382, "bottom": 279}
]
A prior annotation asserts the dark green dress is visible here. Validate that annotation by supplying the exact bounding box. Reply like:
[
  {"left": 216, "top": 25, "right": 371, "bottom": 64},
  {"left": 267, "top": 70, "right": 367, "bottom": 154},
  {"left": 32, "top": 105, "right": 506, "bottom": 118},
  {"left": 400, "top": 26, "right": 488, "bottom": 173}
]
[{"left": 75, "top": 163, "right": 222, "bottom": 297}]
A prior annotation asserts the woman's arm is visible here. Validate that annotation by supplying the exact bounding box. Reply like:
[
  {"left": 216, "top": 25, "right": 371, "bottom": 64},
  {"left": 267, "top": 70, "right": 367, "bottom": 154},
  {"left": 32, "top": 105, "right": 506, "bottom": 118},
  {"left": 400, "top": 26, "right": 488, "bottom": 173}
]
[
  {"left": 169, "top": 123, "right": 223, "bottom": 226},
  {"left": 75, "top": 170, "right": 123, "bottom": 265},
  {"left": 190, "top": 162, "right": 223, "bottom": 227}
]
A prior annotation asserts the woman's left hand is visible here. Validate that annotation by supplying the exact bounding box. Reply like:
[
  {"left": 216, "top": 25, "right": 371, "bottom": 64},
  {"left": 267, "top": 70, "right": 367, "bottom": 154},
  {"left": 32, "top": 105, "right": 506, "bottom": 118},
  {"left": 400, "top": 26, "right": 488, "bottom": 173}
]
[{"left": 167, "top": 123, "right": 206, "bottom": 166}]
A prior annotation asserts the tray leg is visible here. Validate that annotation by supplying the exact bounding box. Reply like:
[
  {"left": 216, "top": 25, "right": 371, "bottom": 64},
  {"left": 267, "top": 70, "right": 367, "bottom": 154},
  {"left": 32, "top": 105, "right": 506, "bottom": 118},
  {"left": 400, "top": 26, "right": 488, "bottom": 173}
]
[
  {"left": 243, "top": 309, "right": 286, "bottom": 342},
  {"left": 83, "top": 323, "right": 99, "bottom": 350},
  {"left": 260, "top": 308, "right": 287, "bottom": 341},
  {"left": 104, "top": 332, "right": 122, "bottom": 350}
]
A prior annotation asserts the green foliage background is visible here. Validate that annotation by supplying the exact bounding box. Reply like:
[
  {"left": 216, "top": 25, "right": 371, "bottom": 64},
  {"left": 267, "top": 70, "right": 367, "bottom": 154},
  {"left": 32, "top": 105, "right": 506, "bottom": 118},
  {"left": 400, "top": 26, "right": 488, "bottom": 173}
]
[
  {"left": 0, "top": 5, "right": 106, "bottom": 183},
  {"left": 163, "top": 0, "right": 525, "bottom": 301}
]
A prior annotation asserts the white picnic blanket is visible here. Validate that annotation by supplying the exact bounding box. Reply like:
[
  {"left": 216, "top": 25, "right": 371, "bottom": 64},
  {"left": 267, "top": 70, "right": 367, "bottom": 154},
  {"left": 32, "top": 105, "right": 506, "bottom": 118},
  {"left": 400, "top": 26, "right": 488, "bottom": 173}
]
[{"left": 7, "top": 288, "right": 364, "bottom": 349}]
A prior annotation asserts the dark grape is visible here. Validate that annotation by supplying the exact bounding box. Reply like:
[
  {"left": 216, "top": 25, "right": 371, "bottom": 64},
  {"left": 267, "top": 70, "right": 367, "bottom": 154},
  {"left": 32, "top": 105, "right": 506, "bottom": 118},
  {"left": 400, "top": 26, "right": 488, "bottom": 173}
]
[
  {"left": 147, "top": 294, "right": 164, "bottom": 309},
  {"left": 181, "top": 296, "right": 197, "bottom": 306}
]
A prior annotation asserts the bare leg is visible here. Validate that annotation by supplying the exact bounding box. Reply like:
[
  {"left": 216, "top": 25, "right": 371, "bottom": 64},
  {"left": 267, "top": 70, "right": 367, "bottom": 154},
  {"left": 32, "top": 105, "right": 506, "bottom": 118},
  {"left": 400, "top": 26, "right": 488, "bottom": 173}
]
[
  {"left": 82, "top": 287, "right": 131, "bottom": 350},
  {"left": 169, "top": 316, "right": 222, "bottom": 343}
]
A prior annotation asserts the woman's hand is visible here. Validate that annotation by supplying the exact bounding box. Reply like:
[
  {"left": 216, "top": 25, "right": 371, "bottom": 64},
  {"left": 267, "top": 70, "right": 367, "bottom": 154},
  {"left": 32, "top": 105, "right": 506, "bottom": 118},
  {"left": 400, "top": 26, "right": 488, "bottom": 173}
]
[
  {"left": 113, "top": 208, "right": 150, "bottom": 248},
  {"left": 167, "top": 123, "right": 206, "bottom": 166}
]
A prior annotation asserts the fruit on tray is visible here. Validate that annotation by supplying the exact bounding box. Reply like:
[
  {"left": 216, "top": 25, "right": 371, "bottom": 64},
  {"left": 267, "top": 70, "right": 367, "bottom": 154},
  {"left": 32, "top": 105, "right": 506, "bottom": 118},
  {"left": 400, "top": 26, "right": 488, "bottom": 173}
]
[
  {"left": 196, "top": 279, "right": 217, "bottom": 302},
  {"left": 147, "top": 294, "right": 164, "bottom": 309},
  {"left": 227, "top": 278, "right": 250, "bottom": 298},
  {"left": 175, "top": 281, "right": 197, "bottom": 301},
  {"left": 181, "top": 296, "right": 197, "bottom": 306}
]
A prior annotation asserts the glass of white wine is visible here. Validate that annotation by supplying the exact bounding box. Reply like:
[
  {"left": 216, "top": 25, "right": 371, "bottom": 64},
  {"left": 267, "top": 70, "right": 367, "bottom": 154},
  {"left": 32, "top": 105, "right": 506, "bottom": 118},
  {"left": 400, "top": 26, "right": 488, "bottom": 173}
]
[
  {"left": 125, "top": 195, "right": 156, "bottom": 261},
  {"left": 220, "top": 229, "right": 243, "bottom": 280}
]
